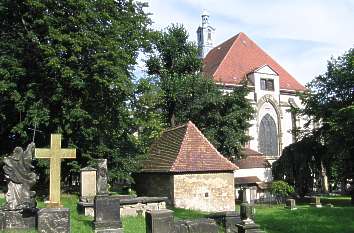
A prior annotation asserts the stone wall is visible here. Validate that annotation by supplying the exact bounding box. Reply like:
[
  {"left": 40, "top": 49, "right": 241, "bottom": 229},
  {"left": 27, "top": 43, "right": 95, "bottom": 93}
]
[
  {"left": 134, "top": 173, "right": 174, "bottom": 205},
  {"left": 173, "top": 172, "right": 235, "bottom": 212}
]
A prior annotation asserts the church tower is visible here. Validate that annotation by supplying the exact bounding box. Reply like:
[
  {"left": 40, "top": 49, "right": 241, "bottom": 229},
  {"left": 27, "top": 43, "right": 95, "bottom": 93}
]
[{"left": 197, "top": 10, "right": 215, "bottom": 58}]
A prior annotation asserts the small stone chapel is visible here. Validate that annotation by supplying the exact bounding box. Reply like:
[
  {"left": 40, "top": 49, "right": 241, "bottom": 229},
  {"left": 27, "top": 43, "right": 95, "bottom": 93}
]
[{"left": 134, "top": 121, "right": 237, "bottom": 212}]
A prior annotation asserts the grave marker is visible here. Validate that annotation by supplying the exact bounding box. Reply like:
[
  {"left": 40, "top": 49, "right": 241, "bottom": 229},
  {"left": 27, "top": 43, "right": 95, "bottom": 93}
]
[{"left": 35, "top": 134, "right": 76, "bottom": 207}]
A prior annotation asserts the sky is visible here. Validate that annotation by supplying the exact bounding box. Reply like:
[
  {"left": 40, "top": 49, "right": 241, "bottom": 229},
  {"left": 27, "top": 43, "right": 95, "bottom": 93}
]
[{"left": 144, "top": 0, "right": 354, "bottom": 85}]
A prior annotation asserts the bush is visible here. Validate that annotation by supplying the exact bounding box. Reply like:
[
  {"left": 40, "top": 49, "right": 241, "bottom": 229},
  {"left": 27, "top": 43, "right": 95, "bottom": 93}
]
[{"left": 271, "top": 180, "right": 295, "bottom": 203}]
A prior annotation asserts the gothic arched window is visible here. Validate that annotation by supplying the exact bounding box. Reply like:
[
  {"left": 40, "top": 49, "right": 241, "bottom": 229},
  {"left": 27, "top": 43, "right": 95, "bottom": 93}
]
[{"left": 259, "top": 113, "right": 278, "bottom": 156}]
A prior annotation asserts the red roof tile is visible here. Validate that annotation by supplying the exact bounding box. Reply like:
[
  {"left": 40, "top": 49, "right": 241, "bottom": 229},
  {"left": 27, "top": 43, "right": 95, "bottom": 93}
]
[
  {"left": 235, "top": 176, "right": 261, "bottom": 185},
  {"left": 235, "top": 155, "right": 271, "bottom": 169},
  {"left": 141, "top": 121, "right": 237, "bottom": 173},
  {"left": 203, "top": 32, "right": 305, "bottom": 91}
]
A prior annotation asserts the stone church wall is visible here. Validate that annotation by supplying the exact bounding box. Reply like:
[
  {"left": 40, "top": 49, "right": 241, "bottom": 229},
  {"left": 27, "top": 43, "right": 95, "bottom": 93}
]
[{"left": 173, "top": 172, "right": 235, "bottom": 212}]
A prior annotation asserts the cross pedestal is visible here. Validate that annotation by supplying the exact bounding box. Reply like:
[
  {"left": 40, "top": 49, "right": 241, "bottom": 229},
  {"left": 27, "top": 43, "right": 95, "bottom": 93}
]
[{"left": 35, "top": 134, "right": 76, "bottom": 207}]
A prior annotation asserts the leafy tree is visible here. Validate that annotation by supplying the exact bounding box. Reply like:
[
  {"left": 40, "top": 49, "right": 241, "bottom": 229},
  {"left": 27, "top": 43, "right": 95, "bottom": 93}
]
[
  {"left": 0, "top": 0, "right": 151, "bottom": 186},
  {"left": 270, "top": 180, "right": 295, "bottom": 203},
  {"left": 144, "top": 24, "right": 254, "bottom": 158},
  {"left": 274, "top": 48, "right": 354, "bottom": 203}
]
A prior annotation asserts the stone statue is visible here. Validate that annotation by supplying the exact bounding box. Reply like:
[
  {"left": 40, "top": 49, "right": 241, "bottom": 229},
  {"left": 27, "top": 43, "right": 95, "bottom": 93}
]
[{"left": 3, "top": 142, "right": 37, "bottom": 210}]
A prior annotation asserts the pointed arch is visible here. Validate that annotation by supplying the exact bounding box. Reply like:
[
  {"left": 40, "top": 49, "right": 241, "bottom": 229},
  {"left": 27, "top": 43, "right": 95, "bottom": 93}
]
[{"left": 259, "top": 114, "right": 278, "bottom": 156}]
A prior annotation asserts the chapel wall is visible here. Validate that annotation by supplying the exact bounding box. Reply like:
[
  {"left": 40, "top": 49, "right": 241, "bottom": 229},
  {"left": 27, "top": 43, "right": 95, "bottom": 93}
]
[{"left": 173, "top": 172, "right": 235, "bottom": 212}]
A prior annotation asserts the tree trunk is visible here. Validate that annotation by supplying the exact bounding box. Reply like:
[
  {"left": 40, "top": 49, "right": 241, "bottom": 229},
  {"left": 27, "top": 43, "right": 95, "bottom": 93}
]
[{"left": 320, "top": 161, "right": 329, "bottom": 193}]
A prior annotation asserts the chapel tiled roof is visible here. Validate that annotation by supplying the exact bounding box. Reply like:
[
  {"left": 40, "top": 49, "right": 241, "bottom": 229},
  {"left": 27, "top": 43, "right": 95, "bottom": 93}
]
[
  {"left": 141, "top": 121, "right": 237, "bottom": 173},
  {"left": 235, "top": 176, "right": 261, "bottom": 185},
  {"left": 235, "top": 155, "right": 271, "bottom": 169},
  {"left": 203, "top": 32, "right": 305, "bottom": 91},
  {"left": 241, "top": 148, "right": 264, "bottom": 157}
]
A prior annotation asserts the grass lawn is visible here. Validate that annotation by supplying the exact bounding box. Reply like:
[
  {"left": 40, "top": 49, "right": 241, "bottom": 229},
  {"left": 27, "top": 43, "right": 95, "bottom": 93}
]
[
  {"left": 1, "top": 195, "right": 353, "bottom": 233},
  {"left": 255, "top": 196, "right": 354, "bottom": 233}
]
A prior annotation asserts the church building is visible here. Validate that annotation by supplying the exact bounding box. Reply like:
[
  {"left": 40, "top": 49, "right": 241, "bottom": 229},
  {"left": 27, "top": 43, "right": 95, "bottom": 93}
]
[{"left": 197, "top": 11, "right": 308, "bottom": 187}]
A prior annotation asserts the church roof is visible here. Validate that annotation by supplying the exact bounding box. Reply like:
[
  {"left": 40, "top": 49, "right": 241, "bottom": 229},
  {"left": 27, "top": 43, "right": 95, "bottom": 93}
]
[
  {"left": 203, "top": 32, "right": 305, "bottom": 91},
  {"left": 235, "top": 155, "right": 271, "bottom": 169},
  {"left": 141, "top": 121, "right": 237, "bottom": 173}
]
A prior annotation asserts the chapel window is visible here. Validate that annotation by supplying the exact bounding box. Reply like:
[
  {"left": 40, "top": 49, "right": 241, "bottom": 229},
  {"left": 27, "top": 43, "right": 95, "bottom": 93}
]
[
  {"left": 260, "top": 78, "right": 274, "bottom": 91},
  {"left": 208, "top": 29, "right": 211, "bottom": 40}
]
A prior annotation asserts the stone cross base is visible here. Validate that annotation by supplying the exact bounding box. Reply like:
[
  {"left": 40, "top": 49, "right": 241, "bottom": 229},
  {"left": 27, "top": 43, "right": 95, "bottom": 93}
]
[
  {"left": 0, "top": 209, "right": 37, "bottom": 230},
  {"left": 37, "top": 208, "right": 70, "bottom": 233},
  {"left": 236, "top": 222, "right": 265, "bottom": 233}
]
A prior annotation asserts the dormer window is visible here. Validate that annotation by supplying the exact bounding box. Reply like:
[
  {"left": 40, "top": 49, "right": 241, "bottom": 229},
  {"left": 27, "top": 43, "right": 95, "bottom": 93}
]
[{"left": 260, "top": 78, "right": 274, "bottom": 91}]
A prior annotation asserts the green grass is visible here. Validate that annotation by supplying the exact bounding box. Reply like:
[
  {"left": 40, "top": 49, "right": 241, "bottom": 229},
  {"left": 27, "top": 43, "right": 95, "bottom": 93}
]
[
  {"left": 254, "top": 196, "right": 354, "bottom": 233},
  {"left": 1, "top": 195, "right": 353, "bottom": 233}
]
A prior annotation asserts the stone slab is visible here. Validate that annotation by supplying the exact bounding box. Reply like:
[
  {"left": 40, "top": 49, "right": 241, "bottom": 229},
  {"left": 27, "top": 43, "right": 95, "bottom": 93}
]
[
  {"left": 37, "top": 208, "right": 70, "bottom": 233},
  {"left": 94, "top": 195, "right": 123, "bottom": 232},
  {"left": 185, "top": 218, "right": 218, "bottom": 233},
  {"left": 208, "top": 211, "right": 241, "bottom": 233},
  {"left": 0, "top": 209, "right": 37, "bottom": 230},
  {"left": 145, "top": 209, "right": 174, "bottom": 233}
]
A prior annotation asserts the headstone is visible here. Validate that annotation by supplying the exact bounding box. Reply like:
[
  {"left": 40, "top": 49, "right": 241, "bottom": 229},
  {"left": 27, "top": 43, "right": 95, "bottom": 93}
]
[
  {"left": 145, "top": 209, "right": 174, "bottom": 233},
  {"left": 37, "top": 208, "right": 70, "bottom": 233},
  {"left": 285, "top": 199, "right": 297, "bottom": 210},
  {"left": 35, "top": 134, "right": 76, "bottom": 207},
  {"left": 240, "top": 189, "right": 248, "bottom": 203},
  {"left": 93, "top": 195, "right": 123, "bottom": 233},
  {"left": 185, "top": 218, "right": 218, "bottom": 233},
  {"left": 310, "top": 196, "right": 322, "bottom": 208},
  {"left": 236, "top": 203, "right": 264, "bottom": 233},
  {"left": 96, "top": 159, "right": 109, "bottom": 195},
  {"left": 0, "top": 143, "right": 37, "bottom": 230},
  {"left": 208, "top": 211, "right": 241, "bottom": 233},
  {"left": 80, "top": 167, "right": 97, "bottom": 202}
]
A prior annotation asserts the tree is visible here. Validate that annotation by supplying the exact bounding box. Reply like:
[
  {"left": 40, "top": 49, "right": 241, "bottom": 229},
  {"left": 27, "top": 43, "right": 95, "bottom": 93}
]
[
  {"left": 270, "top": 180, "right": 295, "bottom": 204},
  {"left": 144, "top": 24, "right": 254, "bottom": 158},
  {"left": 0, "top": 0, "right": 151, "bottom": 185},
  {"left": 273, "top": 48, "right": 354, "bottom": 203}
]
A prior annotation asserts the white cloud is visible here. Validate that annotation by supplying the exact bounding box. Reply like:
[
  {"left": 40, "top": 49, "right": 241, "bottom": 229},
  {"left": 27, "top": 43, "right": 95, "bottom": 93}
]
[{"left": 145, "top": 0, "right": 354, "bottom": 84}]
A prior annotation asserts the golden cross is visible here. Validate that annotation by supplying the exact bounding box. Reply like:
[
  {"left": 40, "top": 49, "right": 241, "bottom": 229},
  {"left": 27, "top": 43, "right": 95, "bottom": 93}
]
[{"left": 35, "top": 134, "right": 76, "bottom": 207}]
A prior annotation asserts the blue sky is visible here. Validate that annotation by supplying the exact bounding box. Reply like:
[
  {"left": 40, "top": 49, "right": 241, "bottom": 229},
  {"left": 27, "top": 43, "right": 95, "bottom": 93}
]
[{"left": 144, "top": 0, "right": 354, "bottom": 85}]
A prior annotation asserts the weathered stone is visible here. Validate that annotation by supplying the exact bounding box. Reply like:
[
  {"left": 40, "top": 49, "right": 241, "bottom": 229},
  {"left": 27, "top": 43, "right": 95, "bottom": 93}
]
[
  {"left": 37, "top": 208, "right": 70, "bottom": 233},
  {"left": 3, "top": 143, "right": 37, "bottom": 210},
  {"left": 0, "top": 209, "right": 37, "bottom": 230},
  {"left": 80, "top": 167, "right": 97, "bottom": 203},
  {"left": 96, "top": 159, "right": 109, "bottom": 195},
  {"left": 185, "top": 218, "right": 218, "bottom": 233},
  {"left": 310, "top": 196, "right": 322, "bottom": 208},
  {"left": 145, "top": 209, "right": 174, "bottom": 233},
  {"left": 174, "top": 220, "right": 189, "bottom": 233},
  {"left": 236, "top": 222, "right": 265, "bottom": 233},
  {"left": 208, "top": 211, "right": 241, "bottom": 233},
  {"left": 240, "top": 203, "right": 253, "bottom": 221},
  {"left": 93, "top": 195, "right": 123, "bottom": 233},
  {"left": 239, "top": 189, "right": 248, "bottom": 203},
  {"left": 285, "top": 199, "right": 297, "bottom": 210}
]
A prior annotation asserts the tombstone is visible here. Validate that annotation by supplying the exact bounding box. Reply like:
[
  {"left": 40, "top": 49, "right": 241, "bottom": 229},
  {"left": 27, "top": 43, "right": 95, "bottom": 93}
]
[
  {"left": 77, "top": 167, "right": 97, "bottom": 216},
  {"left": 208, "top": 211, "right": 241, "bottom": 233},
  {"left": 236, "top": 203, "right": 264, "bottom": 233},
  {"left": 240, "top": 189, "right": 248, "bottom": 203},
  {"left": 310, "top": 196, "right": 322, "bottom": 208},
  {"left": 285, "top": 199, "right": 297, "bottom": 210},
  {"left": 37, "top": 208, "right": 70, "bottom": 233},
  {"left": 145, "top": 209, "right": 174, "bottom": 233},
  {"left": 0, "top": 143, "right": 38, "bottom": 230},
  {"left": 35, "top": 134, "right": 76, "bottom": 232},
  {"left": 96, "top": 159, "right": 109, "bottom": 195},
  {"left": 93, "top": 195, "right": 123, "bottom": 233}
]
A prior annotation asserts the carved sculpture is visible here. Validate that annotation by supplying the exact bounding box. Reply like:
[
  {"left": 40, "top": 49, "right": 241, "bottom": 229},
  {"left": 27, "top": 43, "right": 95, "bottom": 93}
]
[{"left": 3, "top": 143, "right": 37, "bottom": 210}]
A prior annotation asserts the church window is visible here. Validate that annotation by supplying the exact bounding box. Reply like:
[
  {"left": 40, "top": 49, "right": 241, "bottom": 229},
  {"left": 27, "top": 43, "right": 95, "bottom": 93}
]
[
  {"left": 208, "top": 30, "right": 211, "bottom": 40},
  {"left": 259, "top": 113, "right": 278, "bottom": 156},
  {"left": 260, "top": 78, "right": 274, "bottom": 91}
]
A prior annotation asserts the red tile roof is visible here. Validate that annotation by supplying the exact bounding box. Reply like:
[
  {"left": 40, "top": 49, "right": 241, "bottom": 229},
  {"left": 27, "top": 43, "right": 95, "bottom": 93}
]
[
  {"left": 241, "top": 148, "right": 264, "bottom": 157},
  {"left": 203, "top": 32, "right": 305, "bottom": 91},
  {"left": 235, "top": 155, "right": 271, "bottom": 169},
  {"left": 235, "top": 176, "right": 261, "bottom": 185},
  {"left": 141, "top": 121, "right": 237, "bottom": 173}
]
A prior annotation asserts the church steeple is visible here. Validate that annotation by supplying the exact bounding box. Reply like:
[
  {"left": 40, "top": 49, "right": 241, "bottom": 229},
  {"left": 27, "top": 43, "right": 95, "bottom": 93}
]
[{"left": 197, "top": 9, "right": 215, "bottom": 58}]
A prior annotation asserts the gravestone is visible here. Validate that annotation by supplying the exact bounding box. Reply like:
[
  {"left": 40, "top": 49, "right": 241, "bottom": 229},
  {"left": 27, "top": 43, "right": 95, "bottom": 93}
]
[
  {"left": 285, "top": 199, "right": 297, "bottom": 210},
  {"left": 37, "top": 208, "right": 70, "bottom": 233},
  {"left": 35, "top": 134, "right": 76, "bottom": 207},
  {"left": 93, "top": 195, "right": 123, "bottom": 233},
  {"left": 96, "top": 159, "right": 109, "bottom": 195},
  {"left": 77, "top": 167, "right": 97, "bottom": 217},
  {"left": 240, "top": 189, "right": 248, "bottom": 203},
  {"left": 208, "top": 211, "right": 241, "bottom": 233},
  {"left": 145, "top": 209, "right": 174, "bottom": 233},
  {"left": 35, "top": 134, "right": 75, "bottom": 233},
  {"left": 81, "top": 167, "right": 97, "bottom": 202},
  {"left": 310, "top": 196, "right": 322, "bottom": 208},
  {"left": 236, "top": 203, "right": 264, "bottom": 233},
  {"left": 0, "top": 143, "right": 37, "bottom": 230}
]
